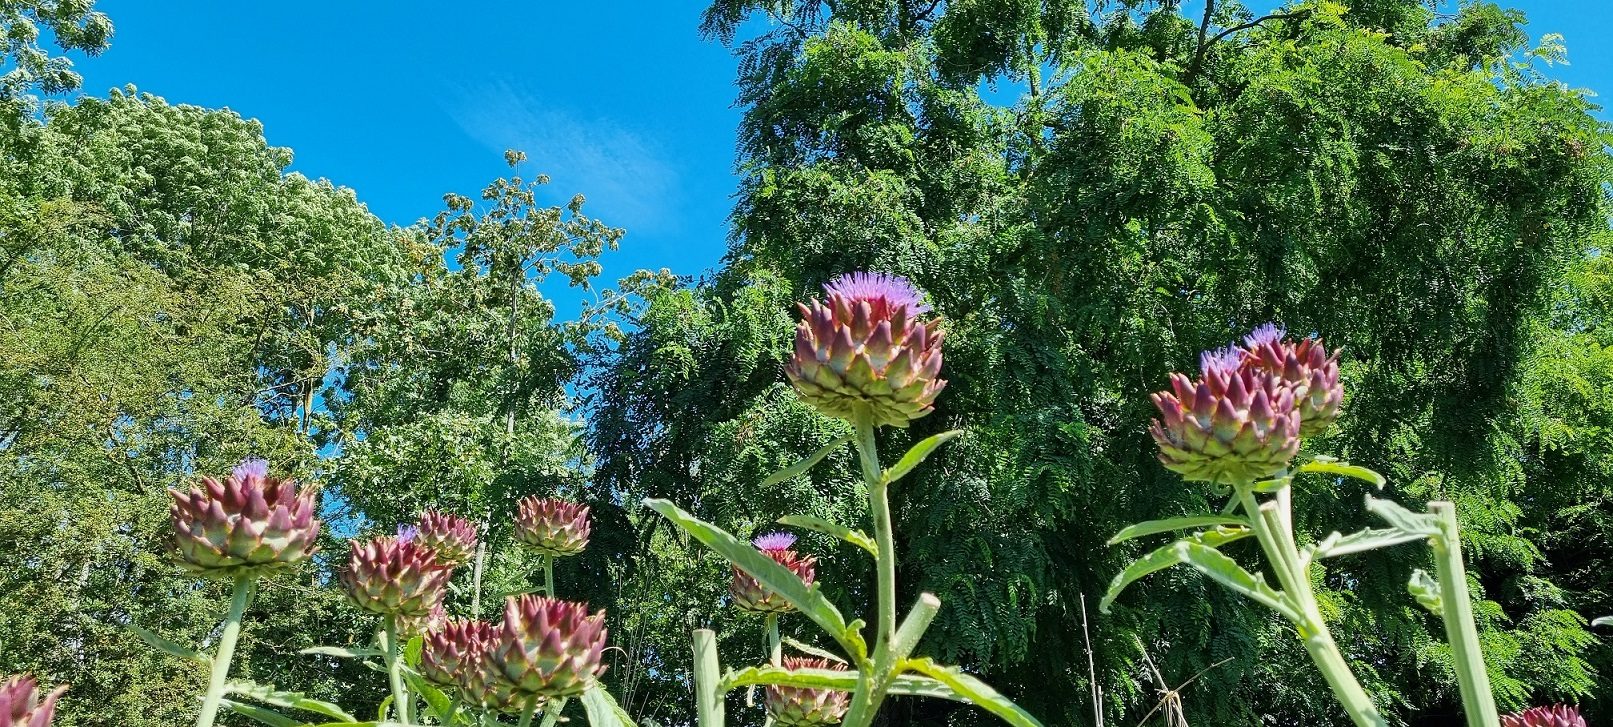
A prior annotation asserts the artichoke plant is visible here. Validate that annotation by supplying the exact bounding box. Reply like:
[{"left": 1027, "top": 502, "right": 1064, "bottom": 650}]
[
  {"left": 340, "top": 529, "right": 454, "bottom": 617},
  {"left": 765, "top": 657, "right": 851, "bottom": 726},
  {"left": 1148, "top": 348, "right": 1301, "bottom": 483},
  {"left": 489, "top": 595, "right": 607, "bottom": 699},
  {"left": 0, "top": 676, "right": 65, "bottom": 727},
  {"left": 415, "top": 510, "right": 479, "bottom": 566},
  {"left": 421, "top": 619, "right": 493, "bottom": 689},
  {"left": 168, "top": 458, "right": 321, "bottom": 576},
  {"left": 785, "top": 272, "right": 945, "bottom": 428},
  {"left": 1502, "top": 706, "right": 1587, "bottom": 727},
  {"left": 730, "top": 533, "right": 816, "bottom": 614},
  {"left": 514, "top": 497, "right": 590, "bottom": 557}
]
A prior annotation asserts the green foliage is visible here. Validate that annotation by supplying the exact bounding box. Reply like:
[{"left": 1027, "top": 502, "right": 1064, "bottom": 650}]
[{"left": 0, "top": 0, "right": 112, "bottom": 99}]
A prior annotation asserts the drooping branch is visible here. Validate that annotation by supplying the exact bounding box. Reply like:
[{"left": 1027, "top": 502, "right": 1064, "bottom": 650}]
[{"left": 1187, "top": 9, "right": 1312, "bottom": 86}]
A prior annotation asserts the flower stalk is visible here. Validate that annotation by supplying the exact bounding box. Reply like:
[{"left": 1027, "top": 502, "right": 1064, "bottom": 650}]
[
  {"left": 843, "top": 414, "right": 901, "bottom": 727},
  {"left": 194, "top": 572, "right": 255, "bottom": 727},
  {"left": 1430, "top": 502, "right": 1500, "bottom": 727},
  {"left": 381, "top": 617, "right": 412, "bottom": 726}
]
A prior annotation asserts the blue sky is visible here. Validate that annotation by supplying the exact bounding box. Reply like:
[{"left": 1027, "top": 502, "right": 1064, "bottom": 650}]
[{"left": 69, "top": 1, "right": 1613, "bottom": 293}]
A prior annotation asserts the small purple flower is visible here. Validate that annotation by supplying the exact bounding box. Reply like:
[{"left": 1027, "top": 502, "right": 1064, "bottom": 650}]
[
  {"left": 823, "top": 272, "right": 931, "bottom": 315},
  {"left": 1199, "top": 346, "right": 1243, "bottom": 376},
  {"left": 753, "top": 532, "right": 797, "bottom": 552},
  {"left": 1242, "top": 323, "right": 1286, "bottom": 349},
  {"left": 396, "top": 525, "right": 420, "bottom": 544},
  {"left": 232, "top": 457, "right": 269, "bottom": 481}
]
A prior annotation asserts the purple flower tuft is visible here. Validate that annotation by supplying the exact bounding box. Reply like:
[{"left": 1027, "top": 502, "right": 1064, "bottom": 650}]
[
  {"left": 396, "top": 525, "right": 420, "bottom": 544},
  {"left": 232, "top": 457, "right": 269, "bottom": 481},
  {"left": 753, "top": 532, "right": 797, "bottom": 552},
  {"left": 1243, "top": 323, "right": 1286, "bottom": 349},
  {"left": 1199, "top": 346, "right": 1243, "bottom": 376},
  {"left": 823, "top": 272, "right": 931, "bottom": 315}
]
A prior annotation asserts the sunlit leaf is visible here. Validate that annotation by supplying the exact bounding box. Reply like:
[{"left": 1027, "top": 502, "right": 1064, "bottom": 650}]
[
  {"left": 1365, "top": 496, "right": 1441, "bottom": 537},
  {"left": 778, "top": 514, "right": 878, "bottom": 556},
  {"left": 1309, "top": 527, "right": 1429, "bottom": 560},
  {"left": 1100, "top": 527, "right": 1252, "bottom": 614},
  {"left": 1298, "top": 460, "right": 1386, "bottom": 489},
  {"left": 127, "top": 624, "right": 209, "bottom": 665},
  {"left": 299, "top": 645, "right": 384, "bottom": 659},
  {"left": 580, "top": 683, "right": 639, "bottom": 726},
  {"left": 1107, "top": 515, "right": 1250, "bottom": 545},
  {"left": 219, "top": 699, "right": 299, "bottom": 727},
  {"left": 226, "top": 681, "right": 357, "bottom": 722},
  {"left": 759, "top": 434, "right": 852, "bottom": 488},
  {"left": 1173, "top": 542, "right": 1297, "bottom": 621},
  {"left": 904, "top": 658, "right": 1044, "bottom": 727},
  {"left": 883, "top": 430, "right": 962, "bottom": 485}
]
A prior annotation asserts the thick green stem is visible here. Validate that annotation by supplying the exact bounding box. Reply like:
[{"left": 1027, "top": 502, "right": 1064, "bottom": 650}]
[
  {"left": 543, "top": 553, "right": 555, "bottom": 597},
  {"left": 382, "top": 616, "right": 412, "bottom": 726},
  {"left": 692, "top": 628, "right": 725, "bottom": 727},
  {"left": 194, "top": 573, "right": 255, "bottom": 727},
  {"left": 766, "top": 613, "right": 782, "bottom": 666},
  {"left": 844, "top": 416, "right": 898, "bottom": 727},
  {"left": 539, "top": 697, "right": 567, "bottom": 727},
  {"left": 1429, "top": 502, "right": 1500, "bottom": 727},
  {"left": 517, "top": 700, "right": 540, "bottom": 727},
  {"left": 1238, "top": 484, "right": 1384, "bottom": 727}
]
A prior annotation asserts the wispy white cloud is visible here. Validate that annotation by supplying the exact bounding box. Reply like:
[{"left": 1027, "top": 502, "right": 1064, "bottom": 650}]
[{"left": 446, "top": 80, "right": 679, "bottom": 235}]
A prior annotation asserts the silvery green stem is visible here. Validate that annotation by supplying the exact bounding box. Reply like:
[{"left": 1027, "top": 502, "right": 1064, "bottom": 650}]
[
  {"left": 766, "top": 613, "right": 781, "bottom": 666},
  {"left": 381, "top": 616, "right": 412, "bottom": 725},
  {"left": 543, "top": 553, "right": 555, "bottom": 597},
  {"left": 517, "top": 700, "right": 539, "bottom": 727},
  {"left": 692, "top": 628, "right": 725, "bottom": 727},
  {"left": 1429, "top": 502, "right": 1500, "bottom": 727},
  {"left": 1238, "top": 484, "right": 1384, "bottom": 727},
  {"left": 844, "top": 415, "right": 897, "bottom": 727},
  {"left": 539, "top": 697, "right": 567, "bottom": 727},
  {"left": 194, "top": 572, "right": 254, "bottom": 727}
]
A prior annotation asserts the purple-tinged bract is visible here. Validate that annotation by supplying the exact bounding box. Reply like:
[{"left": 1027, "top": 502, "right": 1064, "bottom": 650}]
[
  {"left": 168, "top": 458, "right": 321, "bottom": 576},
  {"left": 0, "top": 675, "right": 65, "bottom": 727},
  {"left": 786, "top": 272, "right": 946, "bottom": 428},
  {"left": 421, "top": 619, "right": 492, "bottom": 688},
  {"left": 1149, "top": 363, "right": 1302, "bottom": 483},
  {"left": 339, "top": 535, "right": 454, "bottom": 617},
  {"left": 514, "top": 497, "right": 591, "bottom": 557},
  {"left": 766, "top": 657, "right": 851, "bottom": 726},
  {"left": 731, "top": 537, "right": 817, "bottom": 614},
  {"left": 489, "top": 595, "right": 608, "bottom": 698},
  {"left": 416, "top": 510, "right": 479, "bottom": 566},
  {"left": 1239, "top": 324, "right": 1343, "bottom": 438},
  {"left": 1502, "top": 706, "right": 1587, "bottom": 727}
]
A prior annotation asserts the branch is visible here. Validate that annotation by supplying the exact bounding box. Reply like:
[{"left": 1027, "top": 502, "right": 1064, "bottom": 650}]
[{"left": 1187, "top": 10, "right": 1312, "bottom": 87}]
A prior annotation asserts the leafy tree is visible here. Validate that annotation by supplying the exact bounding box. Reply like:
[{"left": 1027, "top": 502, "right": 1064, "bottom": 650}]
[
  {"left": 0, "top": 0, "right": 111, "bottom": 98},
  {"left": 592, "top": 1, "right": 1613, "bottom": 724}
]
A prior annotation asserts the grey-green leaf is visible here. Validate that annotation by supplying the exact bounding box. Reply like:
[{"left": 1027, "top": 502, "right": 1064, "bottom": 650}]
[
  {"left": 127, "top": 624, "right": 210, "bottom": 665},
  {"left": 1174, "top": 542, "right": 1297, "bottom": 621},
  {"left": 299, "top": 645, "right": 384, "bottom": 659},
  {"left": 219, "top": 699, "right": 300, "bottom": 727},
  {"left": 1409, "top": 569, "right": 1443, "bottom": 614},
  {"left": 1310, "top": 527, "right": 1430, "bottom": 560},
  {"left": 904, "top": 658, "right": 1045, "bottom": 727},
  {"left": 581, "top": 684, "right": 639, "bottom": 726},
  {"left": 1107, "top": 515, "right": 1251, "bottom": 545},
  {"left": 1592, "top": 616, "right": 1611, "bottom": 627},
  {"left": 1365, "top": 496, "right": 1441, "bottom": 537},
  {"left": 1299, "top": 460, "right": 1387, "bottom": 489},
  {"left": 226, "top": 681, "right": 357, "bottom": 722},
  {"left": 1100, "top": 527, "right": 1253, "bottom": 614},
  {"left": 759, "top": 434, "right": 852, "bottom": 488},
  {"left": 644, "top": 498, "right": 861, "bottom": 658},
  {"left": 778, "top": 514, "right": 878, "bottom": 556},
  {"left": 883, "top": 430, "right": 962, "bottom": 485}
]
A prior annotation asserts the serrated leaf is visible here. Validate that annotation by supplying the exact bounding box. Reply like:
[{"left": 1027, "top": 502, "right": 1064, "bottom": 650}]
[
  {"left": 759, "top": 434, "right": 851, "bottom": 488},
  {"left": 1107, "top": 515, "right": 1250, "bottom": 545},
  {"left": 778, "top": 514, "right": 878, "bottom": 556},
  {"left": 226, "top": 681, "right": 357, "bottom": 722},
  {"left": 127, "top": 624, "right": 209, "bottom": 665},
  {"left": 1310, "top": 527, "right": 1429, "bottom": 560},
  {"left": 1299, "top": 460, "right": 1387, "bottom": 489},
  {"left": 1409, "top": 569, "right": 1442, "bottom": 615},
  {"left": 883, "top": 430, "right": 962, "bottom": 485},
  {"left": 782, "top": 637, "right": 848, "bottom": 664},
  {"left": 904, "top": 658, "right": 1044, "bottom": 727},
  {"left": 220, "top": 699, "right": 300, "bottom": 727},
  {"left": 1101, "top": 527, "right": 1253, "bottom": 614},
  {"left": 299, "top": 645, "right": 384, "bottom": 659},
  {"left": 887, "top": 674, "right": 964, "bottom": 702},
  {"left": 645, "top": 498, "right": 862, "bottom": 658},
  {"left": 1365, "top": 496, "right": 1441, "bottom": 537},
  {"left": 581, "top": 683, "right": 639, "bottom": 726}
]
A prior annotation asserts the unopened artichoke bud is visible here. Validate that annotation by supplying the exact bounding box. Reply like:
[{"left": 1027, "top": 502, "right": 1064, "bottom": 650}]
[
  {"left": 1240, "top": 323, "right": 1343, "bottom": 438},
  {"left": 785, "top": 272, "right": 946, "bottom": 428},
  {"left": 168, "top": 458, "right": 321, "bottom": 576},
  {"left": 421, "top": 619, "right": 493, "bottom": 688},
  {"left": 339, "top": 529, "right": 454, "bottom": 618},
  {"left": 489, "top": 595, "right": 607, "bottom": 698},
  {"left": 514, "top": 497, "right": 590, "bottom": 557},
  {"left": 1149, "top": 350, "right": 1302, "bottom": 483},
  {"left": 765, "top": 657, "right": 850, "bottom": 726},
  {"left": 396, "top": 599, "right": 448, "bottom": 638},
  {"left": 730, "top": 533, "right": 816, "bottom": 614},
  {"left": 1502, "top": 706, "right": 1587, "bottom": 727},
  {"left": 415, "top": 510, "right": 478, "bottom": 566},
  {"left": 0, "top": 675, "right": 66, "bottom": 727}
]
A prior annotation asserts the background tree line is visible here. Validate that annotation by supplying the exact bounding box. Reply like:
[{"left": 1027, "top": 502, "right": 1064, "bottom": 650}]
[{"left": 2, "top": 0, "right": 1611, "bottom": 725}]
